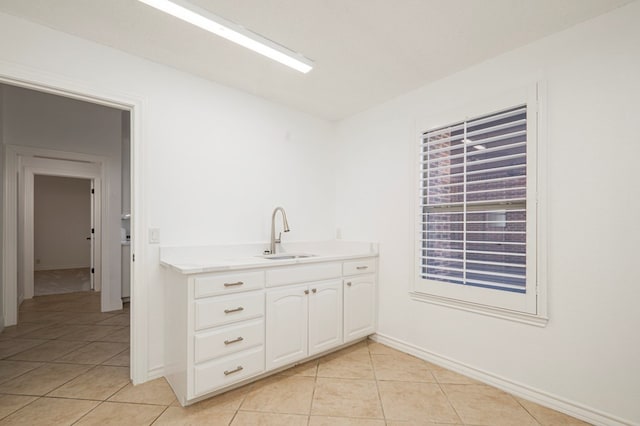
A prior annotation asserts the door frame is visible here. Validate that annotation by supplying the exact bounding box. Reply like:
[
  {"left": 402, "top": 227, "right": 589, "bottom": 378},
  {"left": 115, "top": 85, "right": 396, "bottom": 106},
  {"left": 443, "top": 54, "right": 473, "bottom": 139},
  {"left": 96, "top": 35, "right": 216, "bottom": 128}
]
[
  {"left": 20, "top": 154, "right": 102, "bottom": 300},
  {"left": 0, "top": 67, "right": 148, "bottom": 384}
]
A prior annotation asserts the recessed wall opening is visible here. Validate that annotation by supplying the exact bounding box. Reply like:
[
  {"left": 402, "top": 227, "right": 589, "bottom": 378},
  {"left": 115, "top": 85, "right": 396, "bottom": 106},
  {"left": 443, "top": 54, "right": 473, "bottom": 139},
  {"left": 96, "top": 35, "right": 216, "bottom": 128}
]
[
  {"left": 34, "top": 175, "right": 94, "bottom": 296},
  {"left": 1, "top": 80, "right": 136, "bottom": 378}
]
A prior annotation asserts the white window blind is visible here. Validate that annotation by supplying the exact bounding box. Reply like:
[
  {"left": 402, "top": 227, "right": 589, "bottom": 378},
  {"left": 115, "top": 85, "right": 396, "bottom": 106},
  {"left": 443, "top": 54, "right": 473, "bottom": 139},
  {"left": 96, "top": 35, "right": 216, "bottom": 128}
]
[{"left": 420, "top": 105, "right": 527, "bottom": 294}]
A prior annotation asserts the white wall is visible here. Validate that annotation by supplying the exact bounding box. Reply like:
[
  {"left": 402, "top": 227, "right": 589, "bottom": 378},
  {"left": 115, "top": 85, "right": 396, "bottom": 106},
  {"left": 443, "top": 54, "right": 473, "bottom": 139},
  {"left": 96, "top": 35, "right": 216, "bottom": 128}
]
[
  {"left": 0, "top": 83, "right": 4, "bottom": 330},
  {"left": 0, "top": 12, "right": 336, "bottom": 375},
  {"left": 121, "top": 111, "right": 131, "bottom": 216},
  {"left": 336, "top": 2, "right": 640, "bottom": 424},
  {"left": 34, "top": 175, "right": 91, "bottom": 271},
  {"left": 1, "top": 84, "right": 123, "bottom": 310}
]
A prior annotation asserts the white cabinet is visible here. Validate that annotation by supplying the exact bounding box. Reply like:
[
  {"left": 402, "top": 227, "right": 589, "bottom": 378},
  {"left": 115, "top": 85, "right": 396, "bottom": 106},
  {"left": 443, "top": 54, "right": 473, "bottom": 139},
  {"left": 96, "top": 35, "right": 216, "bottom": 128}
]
[
  {"left": 164, "top": 255, "right": 376, "bottom": 406},
  {"left": 266, "top": 279, "right": 343, "bottom": 370},
  {"left": 344, "top": 275, "right": 376, "bottom": 342},
  {"left": 309, "top": 280, "right": 343, "bottom": 355},
  {"left": 265, "top": 284, "right": 308, "bottom": 370},
  {"left": 164, "top": 269, "right": 266, "bottom": 406}
]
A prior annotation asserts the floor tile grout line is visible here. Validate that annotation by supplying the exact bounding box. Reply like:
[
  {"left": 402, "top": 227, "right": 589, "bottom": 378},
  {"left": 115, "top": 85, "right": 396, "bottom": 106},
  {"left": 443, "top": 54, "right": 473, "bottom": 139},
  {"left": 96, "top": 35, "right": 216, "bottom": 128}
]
[
  {"left": 150, "top": 404, "right": 172, "bottom": 425},
  {"left": 437, "top": 382, "right": 465, "bottom": 425},
  {"left": 0, "top": 338, "right": 52, "bottom": 360},
  {"left": 0, "top": 394, "right": 44, "bottom": 421},
  {"left": 102, "top": 377, "right": 135, "bottom": 402},
  {"left": 306, "top": 359, "right": 319, "bottom": 424},
  {"left": 0, "top": 362, "right": 47, "bottom": 386},
  {"left": 227, "top": 409, "right": 239, "bottom": 426},
  {"left": 367, "top": 338, "right": 388, "bottom": 422},
  {"left": 512, "top": 396, "right": 544, "bottom": 426},
  {"left": 69, "top": 399, "right": 105, "bottom": 425},
  {"left": 35, "top": 362, "right": 106, "bottom": 399},
  {"left": 6, "top": 340, "right": 93, "bottom": 364}
]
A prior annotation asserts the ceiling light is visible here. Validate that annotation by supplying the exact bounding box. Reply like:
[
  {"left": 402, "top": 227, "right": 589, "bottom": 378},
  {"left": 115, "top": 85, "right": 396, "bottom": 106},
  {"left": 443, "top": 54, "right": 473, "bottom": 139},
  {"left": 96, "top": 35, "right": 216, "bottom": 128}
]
[
  {"left": 137, "top": 0, "right": 314, "bottom": 73},
  {"left": 463, "top": 138, "right": 486, "bottom": 150}
]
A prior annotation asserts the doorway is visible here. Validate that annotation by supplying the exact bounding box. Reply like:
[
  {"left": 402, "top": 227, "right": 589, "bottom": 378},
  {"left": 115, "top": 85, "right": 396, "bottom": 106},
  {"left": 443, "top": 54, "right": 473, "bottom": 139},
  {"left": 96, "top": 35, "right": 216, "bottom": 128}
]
[
  {"left": 0, "top": 76, "right": 144, "bottom": 383},
  {"left": 33, "top": 175, "right": 94, "bottom": 296},
  {"left": 17, "top": 153, "right": 103, "bottom": 304}
]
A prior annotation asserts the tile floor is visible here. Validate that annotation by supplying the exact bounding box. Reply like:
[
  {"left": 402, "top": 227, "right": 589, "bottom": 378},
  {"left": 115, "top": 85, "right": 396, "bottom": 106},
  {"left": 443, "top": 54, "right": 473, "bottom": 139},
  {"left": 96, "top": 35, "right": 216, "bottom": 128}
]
[
  {"left": 0, "top": 292, "right": 589, "bottom": 425},
  {"left": 34, "top": 269, "right": 91, "bottom": 296}
]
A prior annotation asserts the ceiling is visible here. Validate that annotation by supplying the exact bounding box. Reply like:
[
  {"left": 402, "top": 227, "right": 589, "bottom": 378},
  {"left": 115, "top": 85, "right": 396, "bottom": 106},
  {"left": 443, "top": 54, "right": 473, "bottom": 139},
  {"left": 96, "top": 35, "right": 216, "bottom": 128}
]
[{"left": 0, "top": 0, "right": 633, "bottom": 120}]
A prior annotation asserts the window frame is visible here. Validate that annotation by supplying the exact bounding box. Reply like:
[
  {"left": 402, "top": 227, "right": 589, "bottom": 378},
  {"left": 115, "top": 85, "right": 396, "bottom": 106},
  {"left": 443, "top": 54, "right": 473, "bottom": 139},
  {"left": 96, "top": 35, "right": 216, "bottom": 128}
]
[{"left": 411, "top": 83, "right": 548, "bottom": 326}]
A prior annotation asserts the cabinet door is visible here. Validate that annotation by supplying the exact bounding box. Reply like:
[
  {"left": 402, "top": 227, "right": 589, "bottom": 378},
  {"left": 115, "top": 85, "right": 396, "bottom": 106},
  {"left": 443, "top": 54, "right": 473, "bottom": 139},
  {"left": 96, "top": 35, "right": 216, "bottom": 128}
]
[
  {"left": 308, "top": 280, "right": 343, "bottom": 356},
  {"left": 344, "top": 275, "right": 376, "bottom": 342},
  {"left": 266, "top": 284, "right": 308, "bottom": 370}
]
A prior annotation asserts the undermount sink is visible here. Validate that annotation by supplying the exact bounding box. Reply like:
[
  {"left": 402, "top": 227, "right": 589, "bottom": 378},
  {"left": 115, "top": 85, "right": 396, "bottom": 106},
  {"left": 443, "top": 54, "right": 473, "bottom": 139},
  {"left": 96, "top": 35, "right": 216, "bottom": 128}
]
[{"left": 261, "top": 253, "right": 316, "bottom": 260}]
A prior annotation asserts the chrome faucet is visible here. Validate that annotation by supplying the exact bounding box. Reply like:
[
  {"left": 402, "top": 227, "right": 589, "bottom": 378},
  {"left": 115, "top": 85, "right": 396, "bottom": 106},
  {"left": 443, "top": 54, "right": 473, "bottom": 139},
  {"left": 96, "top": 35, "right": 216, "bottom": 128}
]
[{"left": 269, "top": 206, "right": 290, "bottom": 254}]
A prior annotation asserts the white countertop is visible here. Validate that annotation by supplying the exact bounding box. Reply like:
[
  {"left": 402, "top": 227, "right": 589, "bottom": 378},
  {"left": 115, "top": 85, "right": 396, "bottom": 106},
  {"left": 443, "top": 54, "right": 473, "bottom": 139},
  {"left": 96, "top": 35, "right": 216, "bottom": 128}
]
[{"left": 160, "top": 240, "right": 378, "bottom": 274}]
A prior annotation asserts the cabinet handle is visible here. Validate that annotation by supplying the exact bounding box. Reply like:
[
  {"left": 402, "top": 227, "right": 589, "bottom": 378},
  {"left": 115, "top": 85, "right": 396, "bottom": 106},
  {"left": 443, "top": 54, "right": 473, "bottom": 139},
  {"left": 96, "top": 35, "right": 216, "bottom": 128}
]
[
  {"left": 312, "top": 288, "right": 317, "bottom": 293},
  {"left": 224, "top": 281, "right": 244, "bottom": 287},
  {"left": 224, "top": 306, "right": 244, "bottom": 314},
  {"left": 356, "top": 266, "right": 368, "bottom": 270},
  {"left": 224, "top": 366, "right": 244, "bottom": 376},
  {"left": 346, "top": 282, "right": 352, "bottom": 286},
  {"left": 224, "top": 336, "right": 244, "bottom": 345},
  {"left": 304, "top": 290, "right": 309, "bottom": 295}
]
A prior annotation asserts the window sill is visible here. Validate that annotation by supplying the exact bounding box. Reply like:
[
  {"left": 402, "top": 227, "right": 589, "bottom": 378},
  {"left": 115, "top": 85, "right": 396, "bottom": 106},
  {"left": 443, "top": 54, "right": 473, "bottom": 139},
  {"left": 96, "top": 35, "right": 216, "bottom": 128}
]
[{"left": 409, "top": 291, "right": 548, "bottom": 327}]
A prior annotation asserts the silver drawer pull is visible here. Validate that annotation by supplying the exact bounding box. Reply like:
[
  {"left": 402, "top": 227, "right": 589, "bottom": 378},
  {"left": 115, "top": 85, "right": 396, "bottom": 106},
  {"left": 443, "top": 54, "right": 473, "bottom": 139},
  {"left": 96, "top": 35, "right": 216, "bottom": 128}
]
[
  {"left": 356, "top": 266, "right": 368, "bottom": 270},
  {"left": 224, "top": 306, "right": 244, "bottom": 314},
  {"left": 312, "top": 288, "right": 317, "bottom": 293},
  {"left": 224, "top": 366, "right": 244, "bottom": 376},
  {"left": 224, "top": 281, "right": 244, "bottom": 287},
  {"left": 224, "top": 336, "right": 244, "bottom": 345}
]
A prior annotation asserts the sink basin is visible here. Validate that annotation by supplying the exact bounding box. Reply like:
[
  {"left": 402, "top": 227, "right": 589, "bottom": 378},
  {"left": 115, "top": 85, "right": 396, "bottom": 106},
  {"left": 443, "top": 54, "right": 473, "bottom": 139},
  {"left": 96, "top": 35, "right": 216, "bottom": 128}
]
[{"left": 261, "top": 253, "right": 316, "bottom": 260}]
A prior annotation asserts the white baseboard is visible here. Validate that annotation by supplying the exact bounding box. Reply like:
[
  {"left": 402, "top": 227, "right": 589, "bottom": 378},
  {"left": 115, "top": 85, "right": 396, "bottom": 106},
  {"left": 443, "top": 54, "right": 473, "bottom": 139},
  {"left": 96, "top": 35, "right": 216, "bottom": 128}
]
[
  {"left": 371, "top": 333, "right": 634, "bottom": 426},
  {"left": 34, "top": 264, "right": 90, "bottom": 271},
  {"left": 147, "top": 365, "right": 164, "bottom": 382}
]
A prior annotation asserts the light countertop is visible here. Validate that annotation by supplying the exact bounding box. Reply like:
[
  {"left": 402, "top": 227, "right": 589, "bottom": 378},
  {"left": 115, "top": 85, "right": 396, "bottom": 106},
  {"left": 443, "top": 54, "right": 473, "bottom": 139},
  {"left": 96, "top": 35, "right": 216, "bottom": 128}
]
[{"left": 160, "top": 240, "right": 378, "bottom": 274}]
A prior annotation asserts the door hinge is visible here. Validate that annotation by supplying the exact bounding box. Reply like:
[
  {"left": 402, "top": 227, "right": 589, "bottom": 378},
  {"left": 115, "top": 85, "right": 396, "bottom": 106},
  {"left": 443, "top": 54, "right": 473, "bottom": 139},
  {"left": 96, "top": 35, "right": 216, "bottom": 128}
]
[
  {"left": 91, "top": 228, "right": 95, "bottom": 234},
  {"left": 91, "top": 268, "right": 95, "bottom": 274},
  {"left": 91, "top": 188, "right": 95, "bottom": 194},
  {"left": 132, "top": 254, "right": 135, "bottom": 262}
]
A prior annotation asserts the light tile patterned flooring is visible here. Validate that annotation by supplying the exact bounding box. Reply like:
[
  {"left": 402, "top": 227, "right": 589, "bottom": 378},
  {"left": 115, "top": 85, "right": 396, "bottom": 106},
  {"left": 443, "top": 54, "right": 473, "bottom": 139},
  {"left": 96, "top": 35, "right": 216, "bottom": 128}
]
[
  {"left": 34, "top": 269, "right": 91, "bottom": 296},
  {"left": 0, "top": 292, "right": 589, "bottom": 425}
]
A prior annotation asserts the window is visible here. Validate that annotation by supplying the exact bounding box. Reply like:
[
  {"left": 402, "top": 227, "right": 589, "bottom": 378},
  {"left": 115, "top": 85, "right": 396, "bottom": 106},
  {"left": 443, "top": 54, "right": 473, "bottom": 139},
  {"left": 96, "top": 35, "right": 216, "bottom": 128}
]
[{"left": 413, "top": 86, "right": 545, "bottom": 322}]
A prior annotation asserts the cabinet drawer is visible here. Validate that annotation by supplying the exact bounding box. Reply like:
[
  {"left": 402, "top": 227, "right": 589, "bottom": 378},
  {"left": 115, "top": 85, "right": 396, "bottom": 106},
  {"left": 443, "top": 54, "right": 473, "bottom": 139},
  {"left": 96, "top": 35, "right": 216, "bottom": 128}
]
[
  {"left": 193, "top": 346, "right": 264, "bottom": 396},
  {"left": 343, "top": 258, "right": 377, "bottom": 276},
  {"left": 194, "top": 319, "right": 264, "bottom": 364},
  {"left": 266, "top": 262, "right": 341, "bottom": 287},
  {"left": 194, "top": 271, "right": 264, "bottom": 298},
  {"left": 194, "top": 291, "right": 264, "bottom": 331}
]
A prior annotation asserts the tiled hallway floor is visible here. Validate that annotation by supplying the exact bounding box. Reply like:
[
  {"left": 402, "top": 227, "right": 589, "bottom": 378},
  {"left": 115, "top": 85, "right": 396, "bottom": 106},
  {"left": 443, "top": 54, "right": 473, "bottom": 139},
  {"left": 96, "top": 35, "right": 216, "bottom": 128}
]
[
  {"left": 0, "top": 293, "right": 588, "bottom": 425},
  {"left": 34, "top": 268, "right": 91, "bottom": 296}
]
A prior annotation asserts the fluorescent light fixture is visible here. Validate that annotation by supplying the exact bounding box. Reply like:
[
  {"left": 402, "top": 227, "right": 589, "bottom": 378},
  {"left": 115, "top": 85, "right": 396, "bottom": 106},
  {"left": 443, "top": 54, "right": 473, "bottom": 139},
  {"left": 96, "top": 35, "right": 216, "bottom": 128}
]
[
  {"left": 137, "top": 0, "right": 314, "bottom": 73},
  {"left": 463, "top": 138, "right": 486, "bottom": 150}
]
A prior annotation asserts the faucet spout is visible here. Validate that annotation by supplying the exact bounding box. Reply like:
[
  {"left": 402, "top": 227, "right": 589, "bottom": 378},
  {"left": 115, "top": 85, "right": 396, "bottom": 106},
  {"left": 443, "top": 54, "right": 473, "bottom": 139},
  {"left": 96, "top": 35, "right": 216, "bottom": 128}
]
[{"left": 270, "top": 207, "right": 290, "bottom": 254}]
